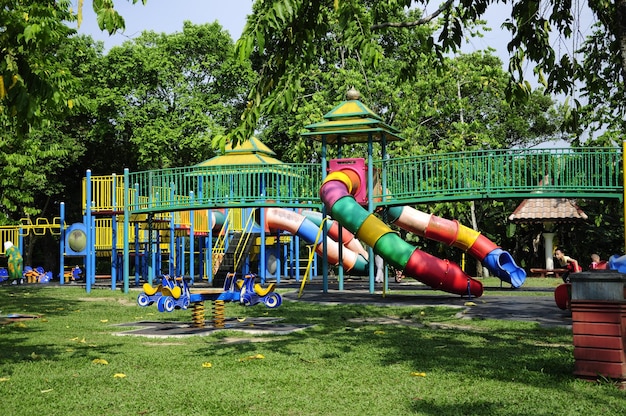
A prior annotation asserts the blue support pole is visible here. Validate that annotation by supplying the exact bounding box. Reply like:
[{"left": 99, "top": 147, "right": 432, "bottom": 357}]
[
  {"left": 367, "top": 132, "right": 375, "bottom": 294},
  {"left": 169, "top": 186, "right": 175, "bottom": 276},
  {"left": 260, "top": 207, "right": 266, "bottom": 284},
  {"left": 275, "top": 231, "right": 282, "bottom": 284},
  {"left": 189, "top": 191, "right": 195, "bottom": 284},
  {"left": 295, "top": 238, "right": 301, "bottom": 280},
  {"left": 207, "top": 210, "right": 214, "bottom": 283},
  {"left": 180, "top": 237, "right": 186, "bottom": 277},
  {"left": 123, "top": 169, "right": 130, "bottom": 293},
  {"left": 85, "top": 170, "right": 92, "bottom": 293},
  {"left": 59, "top": 202, "right": 65, "bottom": 286},
  {"left": 134, "top": 226, "right": 140, "bottom": 286},
  {"left": 321, "top": 135, "right": 328, "bottom": 292},
  {"left": 337, "top": 139, "right": 344, "bottom": 290},
  {"left": 111, "top": 173, "right": 117, "bottom": 290},
  {"left": 91, "top": 213, "right": 96, "bottom": 286}
]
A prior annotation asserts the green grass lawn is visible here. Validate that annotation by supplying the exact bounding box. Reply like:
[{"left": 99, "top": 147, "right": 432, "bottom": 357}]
[{"left": 0, "top": 283, "right": 623, "bottom": 416}]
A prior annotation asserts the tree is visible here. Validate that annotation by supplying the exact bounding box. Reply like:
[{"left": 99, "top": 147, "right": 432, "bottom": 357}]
[
  {"left": 91, "top": 22, "right": 254, "bottom": 171},
  {"left": 257, "top": 7, "right": 563, "bottom": 163},
  {"left": 0, "top": 32, "right": 97, "bottom": 225},
  {"left": 0, "top": 0, "right": 77, "bottom": 134},
  {"left": 232, "top": 0, "right": 626, "bottom": 147},
  {"left": 0, "top": 0, "right": 145, "bottom": 135}
]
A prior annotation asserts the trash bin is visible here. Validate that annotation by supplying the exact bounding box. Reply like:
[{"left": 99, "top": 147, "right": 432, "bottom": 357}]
[{"left": 569, "top": 271, "right": 626, "bottom": 382}]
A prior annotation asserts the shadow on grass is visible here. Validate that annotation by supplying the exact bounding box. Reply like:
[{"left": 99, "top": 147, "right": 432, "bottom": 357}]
[
  {"left": 186, "top": 300, "right": 584, "bottom": 409},
  {"left": 0, "top": 285, "right": 126, "bottom": 366}
]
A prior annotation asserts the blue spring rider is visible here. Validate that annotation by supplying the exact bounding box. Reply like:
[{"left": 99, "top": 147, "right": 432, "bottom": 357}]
[
  {"left": 137, "top": 275, "right": 190, "bottom": 313},
  {"left": 136, "top": 273, "right": 282, "bottom": 313}
]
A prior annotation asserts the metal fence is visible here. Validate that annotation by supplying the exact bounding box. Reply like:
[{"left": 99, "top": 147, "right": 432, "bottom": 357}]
[{"left": 85, "top": 147, "right": 623, "bottom": 214}]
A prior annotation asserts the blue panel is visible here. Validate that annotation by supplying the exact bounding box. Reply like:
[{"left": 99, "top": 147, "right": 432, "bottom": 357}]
[{"left": 297, "top": 219, "right": 322, "bottom": 244}]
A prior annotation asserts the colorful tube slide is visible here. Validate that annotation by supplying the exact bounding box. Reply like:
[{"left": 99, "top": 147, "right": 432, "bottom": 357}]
[
  {"left": 380, "top": 206, "right": 526, "bottom": 288},
  {"left": 608, "top": 254, "right": 626, "bottom": 273},
  {"left": 320, "top": 169, "right": 524, "bottom": 296},
  {"left": 259, "top": 208, "right": 369, "bottom": 275}
]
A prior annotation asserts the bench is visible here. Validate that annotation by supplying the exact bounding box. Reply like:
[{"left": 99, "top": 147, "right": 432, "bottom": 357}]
[{"left": 529, "top": 268, "right": 569, "bottom": 278}]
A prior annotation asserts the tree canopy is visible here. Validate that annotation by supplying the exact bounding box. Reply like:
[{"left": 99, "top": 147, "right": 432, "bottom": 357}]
[{"left": 231, "top": 0, "right": 626, "bottom": 147}]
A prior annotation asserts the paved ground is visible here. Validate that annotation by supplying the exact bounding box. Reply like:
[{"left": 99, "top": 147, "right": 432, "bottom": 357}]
[
  {"left": 280, "top": 279, "right": 572, "bottom": 328},
  {"left": 112, "top": 278, "right": 571, "bottom": 338}
]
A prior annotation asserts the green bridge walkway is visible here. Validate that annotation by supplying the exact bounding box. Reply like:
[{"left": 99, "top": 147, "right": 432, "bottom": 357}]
[{"left": 91, "top": 147, "right": 623, "bottom": 214}]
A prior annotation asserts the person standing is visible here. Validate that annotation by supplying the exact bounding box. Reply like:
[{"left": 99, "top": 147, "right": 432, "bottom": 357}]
[
  {"left": 4, "top": 241, "right": 23, "bottom": 284},
  {"left": 374, "top": 254, "right": 384, "bottom": 284}
]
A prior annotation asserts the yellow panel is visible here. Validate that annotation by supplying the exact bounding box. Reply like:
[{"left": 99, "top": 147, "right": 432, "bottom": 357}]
[{"left": 355, "top": 215, "right": 389, "bottom": 248}]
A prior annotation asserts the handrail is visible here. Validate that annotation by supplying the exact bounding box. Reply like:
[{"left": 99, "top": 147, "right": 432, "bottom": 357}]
[
  {"left": 233, "top": 209, "right": 257, "bottom": 272},
  {"left": 83, "top": 147, "right": 622, "bottom": 214}
]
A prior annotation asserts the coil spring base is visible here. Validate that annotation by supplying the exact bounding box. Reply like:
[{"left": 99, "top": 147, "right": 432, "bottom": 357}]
[
  {"left": 191, "top": 302, "right": 205, "bottom": 328},
  {"left": 212, "top": 300, "right": 225, "bottom": 328}
]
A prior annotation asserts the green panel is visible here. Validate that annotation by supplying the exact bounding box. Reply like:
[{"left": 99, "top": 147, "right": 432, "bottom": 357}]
[
  {"left": 331, "top": 197, "right": 370, "bottom": 233},
  {"left": 374, "top": 232, "right": 414, "bottom": 270}
]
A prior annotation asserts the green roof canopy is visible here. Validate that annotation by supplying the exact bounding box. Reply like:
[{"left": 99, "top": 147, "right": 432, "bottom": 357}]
[
  {"left": 195, "top": 137, "right": 283, "bottom": 167},
  {"left": 301, "top": 88, "right": 403, "bottom": 144}
]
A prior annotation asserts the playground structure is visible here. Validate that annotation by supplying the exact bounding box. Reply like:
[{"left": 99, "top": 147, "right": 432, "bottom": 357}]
[{"left": 1, "top": 90, "right": 624, "bottom": 301}]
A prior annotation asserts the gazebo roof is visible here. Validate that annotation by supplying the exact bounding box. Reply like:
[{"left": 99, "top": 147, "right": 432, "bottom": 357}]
[
  {"left": 301, "top": 88, "right": 403, "bottom": 144},
  {"left": 508, "top": 175, "right": 588, "bottom": 224},
  {"left": 195, "top": 137, "right": 283, "bottom": 167},
  {"left": 508, "top": 198, "right": 588, "bottom": 223}
]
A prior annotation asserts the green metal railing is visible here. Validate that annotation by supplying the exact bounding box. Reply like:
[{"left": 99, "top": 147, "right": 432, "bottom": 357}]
[
  {"left": 375, "top": 147, "right": 623, "bottom": 205},
  {"left": 118, "top": 147, "right": 622, "bottom": 214},
  {"left": 126, "top": 163, "right": 323, "bottom": 213}
]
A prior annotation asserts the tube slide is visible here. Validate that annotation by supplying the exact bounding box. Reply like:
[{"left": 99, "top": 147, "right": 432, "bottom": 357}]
[
  {"left": 259, "top": 208, "right": 369, "bottom": 275},
  {"left": 320, "top": 170, "right": 483, "bottom": 297},
  {"left": 381, "top": 206, "right": 526, "bottom": 288},
  {"left": 608, "top": 254, "right": 626, "bottom": 273}
]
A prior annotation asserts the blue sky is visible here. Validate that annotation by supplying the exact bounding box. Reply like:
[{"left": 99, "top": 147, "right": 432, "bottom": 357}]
[
  {"left": 73, "top": 1, "right": 595, "bottom": 145},
  {"left": 77, "top": 0, "right": 254, "bottom": 49},
  {"left": 77, "top": 1, "right": 518, "bottom": 53}
]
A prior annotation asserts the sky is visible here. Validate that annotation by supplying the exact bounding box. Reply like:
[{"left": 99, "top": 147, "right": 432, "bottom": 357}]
[
  {"left": 76, "top": 1, "right": 525, "bottom": 54},
  {"left": 77, "top": 0, "right": 254, "bottom": 49}
]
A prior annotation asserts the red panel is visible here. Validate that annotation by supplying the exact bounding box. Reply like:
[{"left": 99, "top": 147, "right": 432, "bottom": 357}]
[
  {"left": 574, "top": 347, "right": 625, "bottom": 363},
  {"left": 328, "top": 158, "right": 367, "bottom": 205},
  {"left": 573, "top": 335, "right": 623, "bottom": 349},
  {"left": 573, "top": 322, "right": 622, "bottom": 336},
  {"left": 574, "top": 361, "right": 626, "bottom": 378}
]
